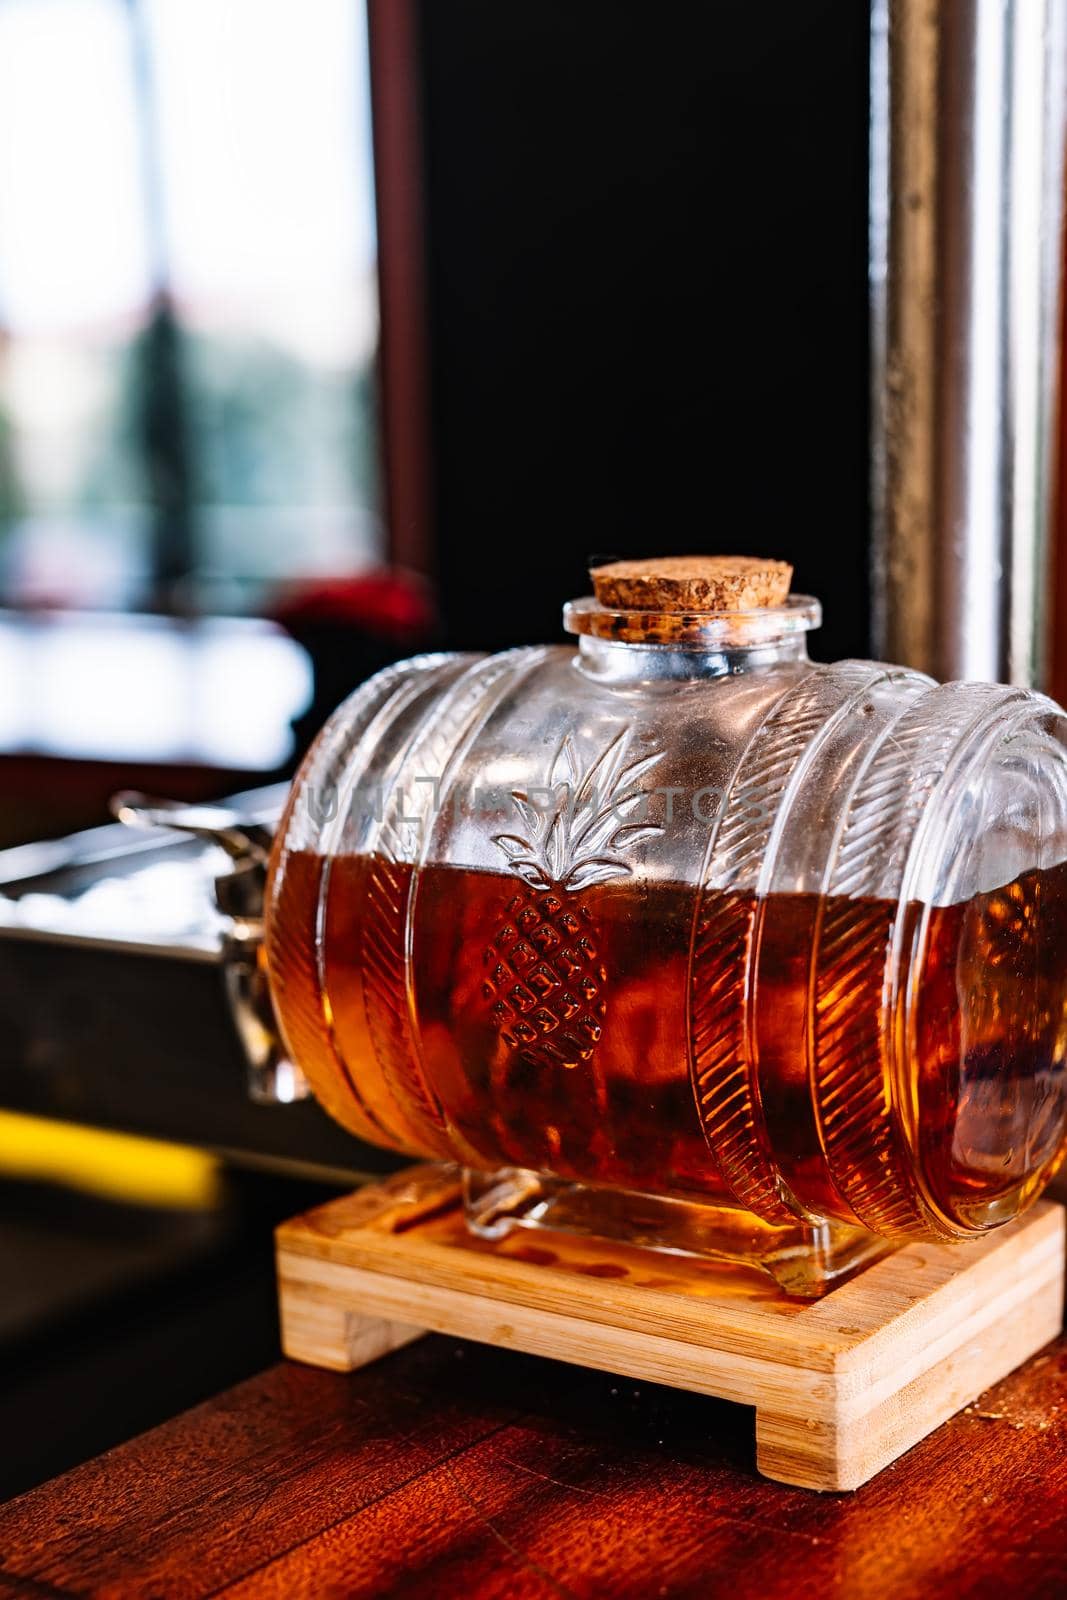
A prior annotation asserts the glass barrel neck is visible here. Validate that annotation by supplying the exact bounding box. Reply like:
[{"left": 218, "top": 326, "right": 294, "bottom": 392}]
[
  {"left": 564, "top": 593, "right": 821, "bottom": 682},
  {"left": 575, "top": 632, "right": 812, "bottom": 682}
]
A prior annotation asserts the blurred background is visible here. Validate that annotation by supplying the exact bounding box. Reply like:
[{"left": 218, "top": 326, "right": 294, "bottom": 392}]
[
  {"left": 0, "top": 0, "right": 381, "bottom": 842},
  {"left": 0, "top": 0, "right": 1062, "bottom": 1504}
]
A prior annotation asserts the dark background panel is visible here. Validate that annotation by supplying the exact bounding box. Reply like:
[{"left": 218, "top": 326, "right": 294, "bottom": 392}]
[{"left": 416, "top": 0, "right": 872, "bottom": 662}]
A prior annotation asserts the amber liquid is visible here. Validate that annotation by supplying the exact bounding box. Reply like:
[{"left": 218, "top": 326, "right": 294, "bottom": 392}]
[{"left": 266, "top": 850, "right": 1067, "bottom": 1233}]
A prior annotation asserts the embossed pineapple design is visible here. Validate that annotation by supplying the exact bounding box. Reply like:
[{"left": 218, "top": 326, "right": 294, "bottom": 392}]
[{"left": 482, "top": 732, "right": 662, "bottom": 1069}]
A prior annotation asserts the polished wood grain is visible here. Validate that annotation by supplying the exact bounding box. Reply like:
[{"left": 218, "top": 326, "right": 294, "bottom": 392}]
[
  {"left": 276, "top": 1168, "right": 1065, "bottom": 1490},
  {"left": 0, "top": 1320, "right": 1065, "bottom": 1600}
]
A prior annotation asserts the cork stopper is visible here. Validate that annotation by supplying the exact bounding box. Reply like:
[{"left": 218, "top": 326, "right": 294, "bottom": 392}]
[{"left": 591, "top": 555, "right": 793, "bottom": 614}]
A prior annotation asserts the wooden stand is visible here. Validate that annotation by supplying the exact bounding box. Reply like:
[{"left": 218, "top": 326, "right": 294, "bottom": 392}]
[{"left": 276, "top": 1165, "right": 1065, "bottom": 1492}]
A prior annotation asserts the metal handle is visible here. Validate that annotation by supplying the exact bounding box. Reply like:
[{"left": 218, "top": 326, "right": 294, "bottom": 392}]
[
  {"left": 111, "top": 790, "right": 308, "bottom": 1105},
  {"left": 111, "top": 791, "right": 274, "bottom": 866}
]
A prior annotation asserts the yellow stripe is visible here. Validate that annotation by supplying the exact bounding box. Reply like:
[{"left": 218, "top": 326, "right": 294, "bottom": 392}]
[{"left": 0, "top": 1110, "right": 222, "bottom": 1210}]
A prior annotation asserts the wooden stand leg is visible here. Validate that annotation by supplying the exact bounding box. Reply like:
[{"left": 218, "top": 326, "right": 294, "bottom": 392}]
[
  {"left": 279, "top": 1284, "right": 425, "bottom": 1373},
  {"left": 754, "top": 1242, "right": 1065, "bottom": 1491}
]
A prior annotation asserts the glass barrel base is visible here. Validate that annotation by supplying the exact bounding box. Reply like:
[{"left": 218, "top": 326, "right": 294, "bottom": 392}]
[{"left": 462, "top": 1169, "right": 889, "bottom": 1298}]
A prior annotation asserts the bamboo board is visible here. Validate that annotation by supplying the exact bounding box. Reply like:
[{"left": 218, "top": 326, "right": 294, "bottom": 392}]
[{"left": 276, "top": 1165, "right": 1065, "bottom": 1491}]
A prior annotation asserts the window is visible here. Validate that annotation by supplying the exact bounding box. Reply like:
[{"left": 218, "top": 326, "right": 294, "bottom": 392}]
[{"left": 0, "top": 0, "right": 380, "bottom": 613}]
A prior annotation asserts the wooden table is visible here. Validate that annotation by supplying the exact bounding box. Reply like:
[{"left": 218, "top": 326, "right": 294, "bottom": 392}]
[{"left": 0, "top": 1323, "right": 1064, "bottom": 1599}]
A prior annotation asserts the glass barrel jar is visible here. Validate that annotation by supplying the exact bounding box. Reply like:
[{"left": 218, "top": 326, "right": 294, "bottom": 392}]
[{"left": 264, "top": 561, "right": 1067, "bottom": 1290}]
